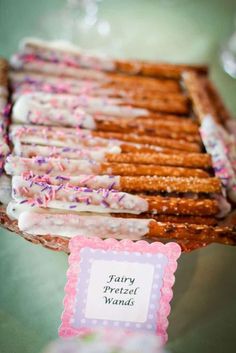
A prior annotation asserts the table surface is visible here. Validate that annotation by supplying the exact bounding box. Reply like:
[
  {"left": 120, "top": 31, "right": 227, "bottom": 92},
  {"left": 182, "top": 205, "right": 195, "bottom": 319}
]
[{"left": 1, "top": 1, "right": 236, "bottom": 352}]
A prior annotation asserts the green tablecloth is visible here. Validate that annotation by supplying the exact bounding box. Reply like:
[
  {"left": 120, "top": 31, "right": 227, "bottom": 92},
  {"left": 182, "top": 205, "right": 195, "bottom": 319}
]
[{"left": 1, "top": 1, "right": 236, "bottom": 352}]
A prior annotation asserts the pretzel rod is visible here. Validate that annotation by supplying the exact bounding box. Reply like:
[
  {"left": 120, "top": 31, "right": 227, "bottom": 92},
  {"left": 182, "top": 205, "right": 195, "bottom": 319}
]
[
  {"left": 16, "top": 210, "right": 234, "bottom": 246},
  {"left": 16, "top": 144, "right": 209, "bottom": 177},
  {"left": 11, "top": 177, "right": 147, "bottom": 214},
  {"left": 11, "top": 169, "right": 217, "bottom": 195},
  {"left": 6, "top": 199, "right": 218, "bottom": 227},
  {"left": 10, "top": 70, "right": 182, "bottom": 94},
  {"left": 10, "top": 125, "right": 186, "bottom": 155},
  {"left": 11, "top": 177, "right": 219, "bottom": 216},
  {"left": 6, "top": 151, "right": 213, "bottom": 181},
  {"left": 15, "top": 140, "right": 179, "bottom": 160},
  {"left": 10, "top": 124, "right": 201, "bottom": 152},
  {"left": 19, "top": 38, "right": 208, "bottom": 78},
  {"left": 105, "top": 152, "right": 211, "bottom": 168},
  {"left": 16, "top": 171, "right": 217, "bottom": 195},
  {"left": 13, "top": 139, "right": 206, "bottom": 170},
  {"left": 12, "top": 82, "right": 185, "bottom": 105},
  {"left": 182, "top": 71, "right": 220, "bottom": 123},
  {"left": 11, "top": 55, "right": 185, "bottom": 90},
  {"left": 184, "top": 73, "right": 236, "bottom": 201}
]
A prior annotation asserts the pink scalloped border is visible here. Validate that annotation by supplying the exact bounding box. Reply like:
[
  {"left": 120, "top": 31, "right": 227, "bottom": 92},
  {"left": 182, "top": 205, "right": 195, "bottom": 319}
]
[{"left": 59, "top": 237, "right": 181, "bottom": 344}]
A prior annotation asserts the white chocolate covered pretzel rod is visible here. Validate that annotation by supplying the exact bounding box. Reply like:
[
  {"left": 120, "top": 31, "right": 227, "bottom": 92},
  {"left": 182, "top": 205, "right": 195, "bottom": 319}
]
[
  {"left": 18, "top": 37, "right": 208, "bottom": 78},
  {"left": 12, "top": 173, "right": 220, "bottom": 196},
  {"left": 5, "top": 152, "right": 213, "bottom": 180},
  {"left": 15, "top": 144, "right": 209, "bottom": 177},
  {"left": 10, "top": 124, "right": 201, "bottom": 153},
  {"left": 16, "top": 211, "right": 235, "bottom": 245},
  {"left": 11, "top": 177, "right": 219, "bottom": 216},
  {"left": 10, "top": 70, "right": 182, "bottom": 98}
]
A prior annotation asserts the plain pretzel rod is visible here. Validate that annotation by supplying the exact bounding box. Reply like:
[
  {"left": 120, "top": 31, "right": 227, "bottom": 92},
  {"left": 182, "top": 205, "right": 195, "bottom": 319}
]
[{"left": 19, "top": 38, "right": 208, "bottom": 78}]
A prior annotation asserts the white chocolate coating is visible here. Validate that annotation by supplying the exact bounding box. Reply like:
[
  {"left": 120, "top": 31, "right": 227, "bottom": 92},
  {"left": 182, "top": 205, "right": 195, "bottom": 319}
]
[
  {"left": 10, "top": 124, "right": 121, "bottom": 149},
  {"left": 18, "top": 211, "right": 150, "bottom": 240},
  {"left": 13, "top": 91, "right": 148, "bottom": 119},
  {"left": 15, "top": 174, "right": 121, "bottom": 190},
  {"left": 13, "top": 143, "right": 121, "bottom": 161},
  {"left": 18, "top": 211, "right": 151, "bottom": 240},
  {"left": 20, "top": 37, "right": 116, "bottom": 71},
  {"left": 10, "top": 54, "right": 109, "bottom": 81},
  {"left": 5, "top": 155, "right": 101, "bottom": 176},
  {"left": 13, "top": 94, "right": 96, "bottom": 129}
]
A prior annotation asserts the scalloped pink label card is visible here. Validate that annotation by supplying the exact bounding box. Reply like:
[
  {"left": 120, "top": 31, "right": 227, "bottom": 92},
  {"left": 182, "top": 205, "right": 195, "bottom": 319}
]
[{"left": 59, "top": 237, "right": 181, "bottom": 343}]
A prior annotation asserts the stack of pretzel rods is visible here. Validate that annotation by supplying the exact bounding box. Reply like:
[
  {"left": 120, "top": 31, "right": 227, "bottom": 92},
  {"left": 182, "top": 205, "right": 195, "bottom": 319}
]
[{"left": 1, "top": 37, "right": 236, "bottom": 253}]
